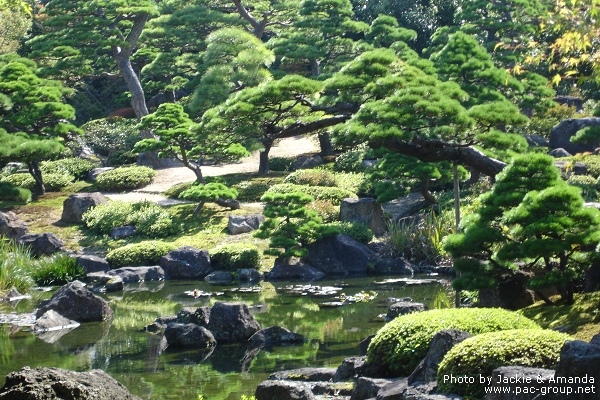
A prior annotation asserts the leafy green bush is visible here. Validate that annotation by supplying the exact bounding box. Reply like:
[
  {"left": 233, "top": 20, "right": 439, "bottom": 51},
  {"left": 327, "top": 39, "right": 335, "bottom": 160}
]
[
  {"left": 95, "top": 166, "right": 156, "bottom": 191},
  {"left": 329, "top": 221, "right": 373, "bottom": 244},
  {"left": 266, "top": 183, "right": 357, "bottom": 205},
  {"left": 1, "top": 173, "right": 35, "bottom": 190},
  {"left": 164, "top": 181, "right": 194, "bottom": 199},
  {"left": 307, "top": 200, "right": 339, "bottom": 223},
  {"left": 81, "top": 117, "right": 141, "bottom": 166},
  {"left": 269, "top": 157, "right": 295, "bottom": 172},
  {"left": 334, "top": 171, "right": 370, "bottom": 195},
  {"left": 0, "top": 182, "right": 31, "bottom": 203},
  {"left": 106, "top": 241, "right": 176, "bottom": 268},
  {"left": 367, "top": 308, "right": 540, "bottom": 377},
  {"left": 334, "top": 147, "right": 369, "bottom": 172},
  {"left": 210, "top": 244, "right": 260, "bottom": 271},
  {"left": 564, "top": 154, "right": 600, "bottom": 178},
  {"left": 284, "top": 169, "right": 338, "bottom": 187},
  {"left": 232, "top": 177, "right": 285, "bottom": 202},
  {"left": 83, "top": 200, "right": 178, "bottom": 238},
  {"left": 40, "top": 157, "right": 96, "bottom": 180},
  {"left": 438, "top": 329, "right": 570, "bottom": 397},
  {"left": 30, "top": 254, "right": 85, "bottom": 286},
  {"left": 567, "top": 174, "right": 599, "bottom": 201},
  {"left": 41, "top": 173, "right": 75, "bottom": 191}
]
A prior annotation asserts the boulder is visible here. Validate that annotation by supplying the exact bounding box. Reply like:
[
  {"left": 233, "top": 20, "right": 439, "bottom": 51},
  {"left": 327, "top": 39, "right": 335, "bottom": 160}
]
[
  {"left": 408, "top": 329, "right": 472, "bottom": 385},
  {"left": 204, "top": 270, "right": 234, "bottom": 284},
  {"left": 75, "top": 254, "right": 110, "bottom": 274},
  {"left": 382, "top": 193, "right": 429, "bottom": 223},
  {"left": 584, "top": 261, "right": 600, "bottom": 292},
  {"left": 386, "top": 301, "right": 426, "bottom": 321},
  {"left": 334, "top": 356, "right": 368, "bottom": 381},
  {"left": 359, "top": 335, "right": 375, "bottom": 357},
  {"left": 554, "top": 339, "right": 600, "bottom": 399},
  {"left": 85, "top": 273, "right": 124, "bottom": 292},
  {"left": 17, "top": 232, "right": 64, "bottom": 257},
  {"left": 61, "top": 192, "right": 107, "bottom": 223},
  {"left": 159, "top": 246, "right": 213, "bottom": 279},
  {"left": 32, "top": 310, "right": 80, "bottom": 333},
  {"left": 590, "top": 333, "right": 600, "bottom": 347},
  {"left": 0, "top": 211, "right": 29, "bottom": 240},
  {"left": 270, "top": 368, "right": 337, "bottom": 382},
  {"left": 239, "top": 268, "right": 262, "bottom": 282},
  {"left": 267, "top": 258, "right": 326, "bottom": 281},
  {"left": 88, "top": 167, "right": 114, "bottom": 181},
  {"left": 486, "top": 366, "right": 555, "bottom": 400},
  {"left": 351, "top": 377, "right": 399, "bottom": 400},
  {"left": 371, "top": 257, "right": 415, "bottom": 275},
  {"left": 292, "top": 155, "right": 323, "bottom": 170},
  {"left": 255, "top": 380, "right": 315, "bottom": 400},
  {"left": 164, "top": 322, "right": 216, "bottom": 348},
  {"left": 206, "top": 302, "right": 261, "bottom": 343},
  {"left": 35, "top": 280, "right": 113, "bottom": 322},
  {"left": 110, "top": 225, "right": 136, "bottom": 239},
  {"left": 340, "top": 198, "right": 387, "bottom": 236},
  {"left": 108, "top": 266, "right": 165, "bottom": 283},
  {"left": 175, "top": 306, "right": 211, "bottom": 326},
  {"left": 525, "top": 134, "right": 549, "bottom": 148},
  {"left": 0, "top": 367, "right": 141, "bottom": 400},
  {"left": 548, "top": 148, "right": 572, "bottom": 158},
  {"left": 554, "top": 95, "right": 584, "bottom": 111},
  {"left": 478, "top": 271, "right": 535, "bottom": 310},
  {"left": 549, "top": 117, "right": 600, "bottom": 155},
  {"left": 228, "top": 214, "right": 265, "bottom": 234},
  {"left": 248, "top": 326, "right": 305, "bottom": 348},
  {"left": 306, "top": 234, "right": 376, "bottom": 276}
]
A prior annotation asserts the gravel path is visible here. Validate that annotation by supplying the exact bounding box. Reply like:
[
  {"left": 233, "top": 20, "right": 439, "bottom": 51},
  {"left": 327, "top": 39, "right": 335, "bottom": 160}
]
[{"left": 104, "top": 136, "right": 319, "bottom": 204}]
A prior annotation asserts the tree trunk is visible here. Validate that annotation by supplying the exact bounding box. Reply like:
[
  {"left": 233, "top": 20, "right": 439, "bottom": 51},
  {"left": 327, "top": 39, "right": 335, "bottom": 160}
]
[
  {"left": 318, "top": 132, "right": 334, "bottom": 156},
  {"left": 28, "top": 161, "right": 45, "bottom": 195},
  {"left": 258, "top": 140, "right": 273, "bottom": 175}
]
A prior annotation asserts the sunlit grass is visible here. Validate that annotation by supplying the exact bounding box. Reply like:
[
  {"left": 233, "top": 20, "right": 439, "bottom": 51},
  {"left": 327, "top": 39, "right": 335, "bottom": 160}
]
[{"left": 0, "top": 239, "right": 35, "bottom": 295}]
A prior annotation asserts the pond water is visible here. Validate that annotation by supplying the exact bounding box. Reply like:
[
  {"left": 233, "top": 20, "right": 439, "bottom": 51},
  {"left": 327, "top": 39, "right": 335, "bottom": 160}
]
[{"left": 0, "top": 276, "right": 453, "bottom": 400}]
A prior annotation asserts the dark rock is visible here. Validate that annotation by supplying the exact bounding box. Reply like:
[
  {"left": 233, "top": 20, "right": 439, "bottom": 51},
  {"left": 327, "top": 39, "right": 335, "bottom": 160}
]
[
  {"left": 382, "top": 193, "right": 429, "bottom": 223},
  {"left": 108, "top": 266, "right": 165, "bottom": 283},
  {"left": 554, "top": 160, "right": 587, "bottom": 175},
  {"left": 0, "top": 211, "right": 29, "bottom": 240},
  {"left": 248, "top": 326, "right": 305, "bottom": 348},
  {"left": 554, "top": 95, "right": 584, "bottom": 111},
  {"left": 110, "top": 225, "right": 136, "bottom": 239},
  {"left": 88, "top": 167, "right": 114, "bottom": 181},
  {"left": 340, "top": 198, "right": 387, "bottom": 236},
  {"left": 75, "top": 254, "right": 110, "bottom": 274},
  {"left": 0, "top": 367, "right": 141, "bottom": 400},
  {"left": 255, "top": 380, "right": 315, "bottom": 400},
  {"left": 306, "top": 234, "right": 376, "bottom": 276},
  {"left": 548, "top": 148, "right": 572, "bottom": 158},
  {"left": 61, "top": 192, "right": 107, "bottom": 223},
  {"left": 312, "top": 381, "right": 354, "bottom": 396},
  {"left": 104, "top": 276, "right": 124, "bottom": 292},
  {"left": 359, "top": 335, "right": 375, "bottom": 356},
  {"left": 228, "top": 214, "right": 265, "bottom": 234},
  {"left": 554, "top": 339, "right": 600, "bottom": 399},
  {"left": 525, "top": 134, "right": 549, "bottom": 148},
  {"left": 17, "top": 232, "right": 64, "bottom": 257},
  {"left": 486, "top": 366, "right": 555, "bottom": 400},
  {"left": 174, "top": 307, "right": 213, "bottom": 326},
  {"left": 478, "top": 271, "right": 535, "bottom": 310},
  {"left": 387, "top": 301, "right": 426, "bottom": 321},
  {"left": 334, "top": 356, "right": 368, "bottom": 381},
  {"left": 32, "top": 310, "right": 80, "bottom": 333},
  {"left": 352, "top": 377, "right": 400, "bottom": 400},
  {"left": 371, "top": 257, "right": 415, "bottom": 275},
  {"left": 267, "top": 258, "right": 326, "bottom": 281},
  {"left": 269, "top": 367, "right": 337, "bottom": 382},
  {"left": 35, "top": 280, "right": 113, "bottom": 322},
  {"left": 550, "top": 117, "right": 600, "bottom": 155},
  {"left": 85, "top": 273, "right": 124, "bottom": 292},
  {"left": 204, "top": 270, "right": 234, "bottom": 284},
  {"left": 408, "top": 330, "right": 472, "bottom": 385},
  {"left": 159, "top": 246, "right": 213, "bottom": 279},
  {"left": 292, "top": 155, "right": 323, "bottom": 170},
  {"left": 164, "top": 322, "right": 216, "bottom": 348},
  {"left": 207, "top": 302, "right": 261, "bottom": 343},
  {"left": 239, "top": 268, "right": 262, "bottom": 282},
  {"left": 590, "top": 334, "right": 600, "bottom": 347},
  {"left": 584, "top": 261, "right": 600, "bottom": 292}
]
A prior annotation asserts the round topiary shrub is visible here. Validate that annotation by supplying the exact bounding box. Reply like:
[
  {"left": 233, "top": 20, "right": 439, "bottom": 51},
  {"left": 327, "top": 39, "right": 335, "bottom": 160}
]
[
  {"left": 266, "top": 183, "right": 357, "bottom": 205},
  {"left": 95, "top": 166, "right": 156, "bottom": 191},
  {"left": 42, "top": 173, "right": 75, "bottom": 191},
  {"left": 367, "top": 308, "right": 540, "bottom": 377},
  {"left": 210, "top": 243, "right": 260, "bottom": 271},
  {"left": 437, "top": 329, "right": 570, "bottom": 398},
  {"left": 1, "top": 173, "right": 36, "bottom": 191},
  {"left": 40, "top": 157, "right": 96, "bottom": 181},
  {"left": 106, "top": 241, "right": 176, "bottom": 268},
  {"left": 284, "top": 169, "right": 338, "bottom": 187},
  {"left": 0, "top": 182, "right": 31, "bottom": 203}
]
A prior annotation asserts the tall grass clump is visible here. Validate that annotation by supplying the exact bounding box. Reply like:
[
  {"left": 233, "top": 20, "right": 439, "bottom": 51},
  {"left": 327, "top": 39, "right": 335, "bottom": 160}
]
[
  {"left": 387, "top": 208, "right": 454, "bottom": 265},
  {"left": 0, "top": 239, "right": 34, "bottom": 295},
  {"left": 30, "top": 254, "right": 85, "bottom": 286}
]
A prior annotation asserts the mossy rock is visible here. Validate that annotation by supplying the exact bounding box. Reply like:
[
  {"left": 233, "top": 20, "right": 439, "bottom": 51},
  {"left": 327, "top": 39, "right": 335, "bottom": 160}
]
[
  {"left": 367, "top": 308, "right": 540, "bottom": 377},
  {"left": 437, "top": 329, "right": 570, "bottom": 398}
]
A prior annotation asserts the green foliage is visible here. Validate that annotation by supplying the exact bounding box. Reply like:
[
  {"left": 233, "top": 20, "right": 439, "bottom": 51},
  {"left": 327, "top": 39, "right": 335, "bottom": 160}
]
[
  {"left": 334, "top": 147, "right": 369, "bottom": 172},
  {"left": 307, "top": 200, "right": 339, "bottom": 223},
  {"left": 266, "top": 183, "right": 357, "bottom": 205},
  {"left": 268, "top": 157, "right": 295, "bottom": 172},
  {"left": 516, "top": 103, "right": 575, "bottom": 139},
  {"left": 367, "top": 308, "right": 540, "bottom": 377},
  {"left": 83, "top": 200, "right": 178, "bottom": 238},
  {"left": 0, "top": 173, "right": 35, "bottom": 191},
  {"left": 106, "top": 241, "right": 176, "bottom": 268},
  {"left": 284, "top": 169, "right": 338, "bottom": 187},
  {"left": 179, "top": 182, "right": 238, "bottom": 203},
  {"left": 210, "top": 244, "right": 260, "bottom": 271},
  {"left": 40, "top": 157, "right": 96, "bottom": 181},
  {"left": 0, "top": 182, "right": 31, "bottom": 203},
  {"left": 0, "top": 172, "right": 73, "bottom": 192},
  {"left": 567, "top": 174, "right": 599, "bottom": 201},
  {"left": 95, "top": 166, "right": 156, "bottom": 191},
  {"left": 438, "top": 329, "right": 570, "bottom": 397},
  {"left": 232, "top": 180, "right": 274, "bottom": 202},
  {"left": 571, "top": 125, "right": 600, "bottom": 146},
  {"left": 164, "top": 182, "right": 194, "bottom": 199},
  {"left": 328, "top": 221, "right": 373, "bottom": 244},
  {"left": 565, "top": 153, "right": 600, "bottom": 178},
  {"left": 0, "top": 239, "right": 34, "bottom": 295},
  {"left": 81, "top": 118, "right": 141, "bottom": 166},
  {"left": 29, "top": 254, "right": 85, "bottom": 286}
]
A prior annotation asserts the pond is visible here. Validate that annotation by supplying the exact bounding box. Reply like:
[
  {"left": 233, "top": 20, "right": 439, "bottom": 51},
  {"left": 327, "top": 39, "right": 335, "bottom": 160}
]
[{"left": 0, "top": 275, "right": 453, "bottom": 400}]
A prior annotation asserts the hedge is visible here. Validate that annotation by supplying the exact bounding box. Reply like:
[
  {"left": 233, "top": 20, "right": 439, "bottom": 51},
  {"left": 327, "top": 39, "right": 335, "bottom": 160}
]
[{"left": 106, "top": 241, "right": 176, "bottom": 268}]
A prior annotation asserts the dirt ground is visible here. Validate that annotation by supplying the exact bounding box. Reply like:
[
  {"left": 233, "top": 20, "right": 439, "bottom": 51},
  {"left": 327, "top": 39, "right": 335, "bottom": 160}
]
[{"left": 105, "top": 135, "right": 319, "bottom": 203}]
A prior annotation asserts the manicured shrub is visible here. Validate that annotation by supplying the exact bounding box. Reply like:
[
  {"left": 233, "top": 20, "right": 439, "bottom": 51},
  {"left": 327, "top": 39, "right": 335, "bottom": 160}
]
[
  {"left": 83, "top": 200, "right": 178, "bottom": 238},
  {"left": 95, "top": 166, "right": 156, "bottom": 191},
  {"left": 0, "top": 182, "right": 31, "bottom": 203},
  {"left": 334, "top": 171, "right": 370, "bottom": 194},
  {"left": 284, "top": 169, "right": 337, "bottom": 187},
  {"left": 367, "top": 308, "right": 540, "bottom": 377},
  {"left": 266, "top": 183, "right": 357, "bottom": 205},
  {"left": 232, "top": 177, "right": 285, "bottom": 202},
  {"left": 210, "top": 243, "right": 260, "bottom": 271},
  {"left": 329, "top": 221, "right": 373, "bottom": 244},
  {"left": 30, "top": 254, "right": 85, "bottom": 286},
  {"left": 308, "top": 200, "right": 339, "bottom": 223},
  {"left": 106, "top": 241, "right": 176, "bottom": 268},
  {"left": 334, "top": 147, "right": 369, "bottom": 172},
  {"left": 40, "top": 157, "right": 96, "bottom": 180},
  {"left": 437, "top": 329, "right": 570, "bottom": 397},
  {"left": 1, "top": 173, "right": 35, "bottom": 190},
  {"left": 269, "top": 156, "right": 295, "bottom": 172},
  {"left": 81, "top": 117, "right": 141, "bottom": 166},
  {"left": 41, "top": 173, "right": 75, "bottom": 191},
  {"left": 568, "top": 174, "right": 598, "bottom": 201},
  {"left": 164, "top": 181, "right": 194, "bottom": 199}
]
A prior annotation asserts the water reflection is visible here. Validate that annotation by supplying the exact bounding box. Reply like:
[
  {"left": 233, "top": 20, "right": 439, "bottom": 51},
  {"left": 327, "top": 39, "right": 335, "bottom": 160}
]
[{"left": 0, "top": 276, "right": 452, "bottom": 399}]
